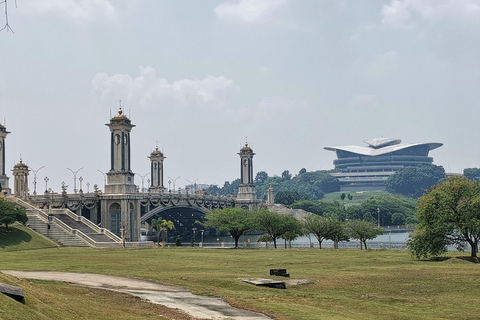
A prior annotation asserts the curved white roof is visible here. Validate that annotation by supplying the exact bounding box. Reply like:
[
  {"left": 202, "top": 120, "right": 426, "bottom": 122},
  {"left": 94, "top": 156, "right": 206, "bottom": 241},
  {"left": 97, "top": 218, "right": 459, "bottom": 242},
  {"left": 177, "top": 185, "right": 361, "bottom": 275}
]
[{"left": 324, "top": 138, "right": 442, "bottom": 157}]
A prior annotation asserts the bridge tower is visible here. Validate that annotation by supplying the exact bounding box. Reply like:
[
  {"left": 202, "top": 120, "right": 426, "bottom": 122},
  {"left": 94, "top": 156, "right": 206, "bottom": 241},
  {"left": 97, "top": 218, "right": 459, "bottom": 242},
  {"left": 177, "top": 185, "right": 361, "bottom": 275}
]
[
  {"left": 12, "top": 160, "right": 29, "bottom": 199},
  {"left": 105, "top": 108, "right": 136, "bottom": 194},
  {"left": 236, "top": 143, "right": 260, "bottom": 209},
  {"left": 148, "top": 146, "right": 165, "bottom": 192},
  {"left": 0, "top": 123, "right": 10, "bottom": 195},
  {"left": 101, "top": 108, "right": 140, "bottom": 241}
]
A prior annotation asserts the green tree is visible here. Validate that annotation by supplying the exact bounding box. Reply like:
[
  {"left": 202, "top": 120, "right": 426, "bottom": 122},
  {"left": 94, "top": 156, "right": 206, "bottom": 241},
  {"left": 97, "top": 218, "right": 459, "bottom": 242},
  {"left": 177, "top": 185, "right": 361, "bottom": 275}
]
[
  {"left": 150, "top": 218, "right": 174, "bottom": 245},
  {"left": 409, "top": 176, "right": 480, "bottom": 259},
  {"left": 203, "top": 207, "right": 256, "bottom": 248},
  {"left": 345, "top": 194, "right": 417, "bottom": 225},
  {"left": 281, "top": 170, "right": 292, "bottom": 180},
  {"left": 0, "top": 199, "right": 28, "bottom": 230},
  {"left": 254, "top": 209, "right": 301, "bottom": 248},
  {"left": 255, "top": 171, "right": 269, "bottom": 186},
  {"left": 386, "top": 163, "right": 446, "bottom": 198},
  {"left": 340, "top": 193, "right": 346, "bottom": 201},
  {"left": 347, "top": 220, "right": 383, "bottom": 250},
  {"left": 327, "top": 219, "right": 349, "bottom": 249},
  {"left": 274, "top": 190, "right": 308, "bottom": 206},
  {"left": 303, "top": 215, "right": 332, "bottom": 249},
  {"left": 280, "top": 218, "right": 304, "bottom": 248},
  {"left": 299, "top": 168, "right": 307, "bottom": 175},
  {"left": 464, "top": 168, "right": 480, "bottom": 181},
  {"left": 291, "top": 200, "right": 346, "bottom": 220},
  {"left": 257, "top": 234, "right": 273, "bottom": 248}
]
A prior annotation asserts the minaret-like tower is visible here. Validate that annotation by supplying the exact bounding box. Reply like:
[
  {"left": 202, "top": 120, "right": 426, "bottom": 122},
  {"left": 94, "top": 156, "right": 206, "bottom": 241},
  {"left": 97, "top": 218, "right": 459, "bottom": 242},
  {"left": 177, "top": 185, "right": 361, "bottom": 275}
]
[
  {"left": 148, "top": 146, "right": 165, "bottom": 192},
  {"left": 12, "top": 160, "right": 29, "bottom": 199},
  {"left": 236, "top": 143, "right": 258, "bottom": 205},
  {"left": 105, "top": 108, "right": 137, "bottom": 194},
  {"left": 0, "top": 123, "right": 10, "bottom": 195},
  {"left": 267, "top": 186, "right": 275, "bottom": 205}
]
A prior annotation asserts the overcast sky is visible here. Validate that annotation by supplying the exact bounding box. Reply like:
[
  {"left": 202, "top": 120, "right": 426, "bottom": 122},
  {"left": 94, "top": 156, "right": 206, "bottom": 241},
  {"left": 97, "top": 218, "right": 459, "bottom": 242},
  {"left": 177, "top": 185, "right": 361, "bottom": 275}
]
[{"left": 1, "top": 0, "right": 479, "bottom": 193}]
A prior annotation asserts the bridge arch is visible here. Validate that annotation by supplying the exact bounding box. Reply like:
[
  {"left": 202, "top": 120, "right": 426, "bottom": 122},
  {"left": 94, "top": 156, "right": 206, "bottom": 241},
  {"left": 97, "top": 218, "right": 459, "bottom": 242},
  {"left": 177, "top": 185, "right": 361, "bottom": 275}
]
[{"left": 142, "top": 205, "right": 208, "bottom": 239}]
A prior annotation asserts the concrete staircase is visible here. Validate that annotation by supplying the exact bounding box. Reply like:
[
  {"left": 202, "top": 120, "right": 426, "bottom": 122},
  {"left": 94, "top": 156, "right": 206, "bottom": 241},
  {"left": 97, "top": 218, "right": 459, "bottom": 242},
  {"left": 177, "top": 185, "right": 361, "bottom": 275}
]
[{"left": 7, "top": 196, "right": 136, "bottom": 248}]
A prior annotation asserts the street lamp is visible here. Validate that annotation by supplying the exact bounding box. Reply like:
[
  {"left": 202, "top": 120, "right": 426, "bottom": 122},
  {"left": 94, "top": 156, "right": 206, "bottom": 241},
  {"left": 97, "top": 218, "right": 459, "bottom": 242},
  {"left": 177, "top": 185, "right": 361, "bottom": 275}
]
[
  {"left": 192, "top": 228, "right": 197, "bottom": 246},
  {"left": 29, "top": 165, "right": 44, "bottom": 195},
  {"left": 186, "top": 178, "right": 198, "bottom": 193},
  {"left": 168, "top": 176, "right": 180, "bottom": 192},
  {"left": 44, "top": 177, "right": 49, "bottom": 193},
  {"left": 67, "top": 167, "right": 83, "bottom": 193},
  {"left": 79, "top": 177, "right": 83, "bottom": 193},
  {"left": 97, "top": 170, "right": 107, "bottom": 191},
  {"left": 200, "top": 229, "right": 205, "bottom": 247},
  {"left": 135, "top": 172, "right": 149, "bottom": 192}
]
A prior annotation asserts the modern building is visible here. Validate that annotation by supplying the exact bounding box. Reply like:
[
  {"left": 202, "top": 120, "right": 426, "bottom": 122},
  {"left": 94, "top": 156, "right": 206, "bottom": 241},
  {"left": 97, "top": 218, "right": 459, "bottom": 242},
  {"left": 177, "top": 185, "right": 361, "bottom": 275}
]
[{"left": 324, "top": 137, "right": 443, "bottom": 191}]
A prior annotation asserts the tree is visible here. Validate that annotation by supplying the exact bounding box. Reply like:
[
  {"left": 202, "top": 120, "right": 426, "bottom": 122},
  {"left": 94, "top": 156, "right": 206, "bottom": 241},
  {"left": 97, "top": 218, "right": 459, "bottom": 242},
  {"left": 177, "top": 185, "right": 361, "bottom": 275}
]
[
  {"left": 274, "top": 190, "right": 308, "bottom": 206},
  {"left": 345, "top": 194, "right": 417, "bottom": 226},
  {"left": 327, "top": 219, "right": 349, "bottom": 249},
  {"left": 464, "top": 168, "right": 480, "bottom": 181},
  {"left": 281, "top": 170, "right": 292, "bottom": 180},
  {"left": 150, "top": 218, "right": 174, "bottom": 245},
  {"left": 340, "top": 193, "right": 346, "bottom": 201},
  {"left": 303, "top": 215, "right": 332, "bottom": 249},
  {"left": 386, "top": 163, "right": 446, "bottom": 198},
  {"left": 203, "top": 207, "right": 256, "bottom": 248},
  {"left": 0, "top": 199, "right": 28, "bottom": 230},
  {"left": 347, "top": 220, "right": 383, "bottom": 250},
  {"left": 280, "top": 218, "right": 303, "bottom": 248},
  {"left": 255, "top": 171, "right": 269, "bottom": 185},
  {"left": 254, "top": 209, "right": 301, "bottom": 248},
  {"left": 257, "top": 234, "right": 273, "bottom": 248},
  {"left": 299, "top": 168, "right": 307, "bottom": 175},
  {"left": 409, "top": 176, "right": 480, "bottom": 259}
]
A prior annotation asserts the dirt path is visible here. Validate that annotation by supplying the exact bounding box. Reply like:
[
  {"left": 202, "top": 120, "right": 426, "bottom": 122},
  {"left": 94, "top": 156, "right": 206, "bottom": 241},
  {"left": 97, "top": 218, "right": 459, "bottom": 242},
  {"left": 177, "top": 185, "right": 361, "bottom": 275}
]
[{"left": 2, "top": 270, "right": 273, "bottom": 320}]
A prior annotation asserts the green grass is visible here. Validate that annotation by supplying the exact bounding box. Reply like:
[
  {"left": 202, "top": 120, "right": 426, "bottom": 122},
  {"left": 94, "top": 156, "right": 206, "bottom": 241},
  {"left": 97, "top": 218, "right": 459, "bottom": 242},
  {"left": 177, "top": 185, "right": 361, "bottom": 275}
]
[
  {"left": 1, "top": 246, "right": 480, "bottom": 320},
  {"left": 322, "top": 191, "right": 390, "bottom": 206},
  {"left": 0, "top": 223, "right": 58, "bottom": 251}
]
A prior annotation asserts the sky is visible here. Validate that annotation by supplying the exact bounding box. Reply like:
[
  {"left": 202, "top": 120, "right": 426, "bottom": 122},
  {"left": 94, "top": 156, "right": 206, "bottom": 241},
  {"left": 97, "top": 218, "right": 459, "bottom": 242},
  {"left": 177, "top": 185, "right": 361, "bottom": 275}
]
[{"left": 1, "top": 0, "right": 479, "bottom": 194}]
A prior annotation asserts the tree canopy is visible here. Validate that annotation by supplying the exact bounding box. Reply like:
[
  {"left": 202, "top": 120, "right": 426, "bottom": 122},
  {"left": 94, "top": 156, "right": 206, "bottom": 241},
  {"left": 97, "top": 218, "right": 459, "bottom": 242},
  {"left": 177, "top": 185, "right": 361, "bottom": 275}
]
[
  {"left": 254, "top": 209, "right": 302, "bottom": 248},
  {"left": 0, "top": 199, "right": 28, "bottom": 230},
  {"left": 463, "top": 168, "right": 480, "bottom": 181},
  {"left": 409, "top": 176, "right": 480, "bottom": 259},
  {"left": 274, "top": 191, "right": 308, "bottom": 206},
  {"left": 208, "top": 170, "right": 340, "bottom": 201},
  {"left": 345, "top": 194, "right": 417, "bottom": 226},
  {"left": 347, "top": 220, "right": 383, "bottom": 250},
  {"left": 203, "top": 207, "right": 256, "bottom": 248},
  {"left": 385, "top": 163, "right": 445, "bottom": 198}
]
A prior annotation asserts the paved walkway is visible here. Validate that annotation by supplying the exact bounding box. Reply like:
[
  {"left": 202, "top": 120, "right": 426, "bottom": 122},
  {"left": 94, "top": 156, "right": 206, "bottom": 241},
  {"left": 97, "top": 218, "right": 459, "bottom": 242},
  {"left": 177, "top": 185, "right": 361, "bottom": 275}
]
[{"left": 2, "top": 270, "right": 273, "bottom": 320}]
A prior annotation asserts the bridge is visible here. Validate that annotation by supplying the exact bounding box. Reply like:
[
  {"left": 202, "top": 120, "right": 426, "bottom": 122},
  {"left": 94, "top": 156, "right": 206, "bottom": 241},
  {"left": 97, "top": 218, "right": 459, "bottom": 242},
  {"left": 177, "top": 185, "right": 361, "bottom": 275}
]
[{"left": 4, "top": 109, "right": 261, "bottom": 244}]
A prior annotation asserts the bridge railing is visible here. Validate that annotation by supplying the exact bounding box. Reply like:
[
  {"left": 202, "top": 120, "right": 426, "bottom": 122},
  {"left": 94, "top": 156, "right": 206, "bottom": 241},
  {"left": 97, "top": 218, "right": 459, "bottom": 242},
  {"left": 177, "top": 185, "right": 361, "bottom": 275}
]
[{"left": 8, "top": 196, "right": 50, "bottom": 223}]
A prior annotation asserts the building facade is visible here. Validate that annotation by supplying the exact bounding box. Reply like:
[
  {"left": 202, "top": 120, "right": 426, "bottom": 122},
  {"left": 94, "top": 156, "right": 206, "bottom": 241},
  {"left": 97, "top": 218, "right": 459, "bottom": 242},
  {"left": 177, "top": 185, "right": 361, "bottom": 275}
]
[{"left": 325, "top": 137, "right": 443, "bottom": 191}]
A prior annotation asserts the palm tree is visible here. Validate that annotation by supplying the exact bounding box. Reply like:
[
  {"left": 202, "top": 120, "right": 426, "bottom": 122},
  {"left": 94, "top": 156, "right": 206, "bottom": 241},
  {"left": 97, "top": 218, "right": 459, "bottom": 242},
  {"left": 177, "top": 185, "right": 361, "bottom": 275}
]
[
  {"left": 159, "top": 219, "right": 175, "bottom": 244},
  {"left": 150, "top": 218, "right": 175, "bottom": 246}
]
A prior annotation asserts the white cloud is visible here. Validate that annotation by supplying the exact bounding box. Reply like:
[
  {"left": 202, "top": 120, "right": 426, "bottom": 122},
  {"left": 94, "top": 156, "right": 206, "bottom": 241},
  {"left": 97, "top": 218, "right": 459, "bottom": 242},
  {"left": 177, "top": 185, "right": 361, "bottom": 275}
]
[
  {"left": 381, "top": 0, "right": 480, "bottom": 28},
  {"left": 92, "top": 67, "right": 240, "bottom": 109},
  {"left": 22, "top": 0, "right": 116, "bottom": 20},
  {"left": 214, "top": 0, "right": 289, "bottom": 24}
]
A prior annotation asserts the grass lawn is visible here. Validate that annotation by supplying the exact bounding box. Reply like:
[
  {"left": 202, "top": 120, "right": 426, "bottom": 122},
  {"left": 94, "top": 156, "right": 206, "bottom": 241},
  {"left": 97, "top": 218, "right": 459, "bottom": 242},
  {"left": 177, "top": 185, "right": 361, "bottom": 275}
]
[
  {"left": 0, "top": 223, "right": 58, "bottom": 251},
  {"left": 1, "top": 242, "right": 480, "bottom": 320},
  {"left": 322, "top": 191, "right": 390, "bottom": 206}
]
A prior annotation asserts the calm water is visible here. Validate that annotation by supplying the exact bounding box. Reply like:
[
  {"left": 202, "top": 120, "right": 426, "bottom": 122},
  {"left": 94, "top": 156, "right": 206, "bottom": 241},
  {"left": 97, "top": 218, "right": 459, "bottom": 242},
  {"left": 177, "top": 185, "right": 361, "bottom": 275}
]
[{"left": 189, "top": 229, "right": 410, "bottom": 249}]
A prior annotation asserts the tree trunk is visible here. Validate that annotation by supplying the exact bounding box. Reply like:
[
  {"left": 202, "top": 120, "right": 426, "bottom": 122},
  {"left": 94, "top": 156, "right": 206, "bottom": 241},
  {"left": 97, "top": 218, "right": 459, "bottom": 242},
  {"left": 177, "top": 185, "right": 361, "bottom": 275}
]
[
  {"left": 471, "top": 241, "right": 478, "bottom": 258},
  {"left": 273, "top": 238, "right": 277, "bottom": 248},
  {"left": 318, "top": 240, "right": 322, "bottom": 249},
  {"left": 363, "top": 240, "right": 368, "bottom": 250},
  {"left": 234, "top": 238, "right": 239, "bottom": 248}
]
